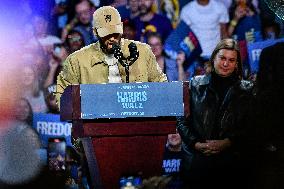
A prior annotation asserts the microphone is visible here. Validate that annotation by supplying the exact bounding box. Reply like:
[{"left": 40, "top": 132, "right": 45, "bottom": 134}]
[
  {"left": 111, "top": 43, "right": 124, "bottom": 63},
  {"left": 127, "top": 42, "right": 139, "bottom": 63},
  {"left": 110, "top": 42, "right": 139, "bottom": 83}
]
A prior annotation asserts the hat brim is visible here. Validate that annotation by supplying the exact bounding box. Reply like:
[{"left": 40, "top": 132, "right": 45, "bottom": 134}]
[{"left": 96, "top": 23, "right": 123, "bottom": 37}]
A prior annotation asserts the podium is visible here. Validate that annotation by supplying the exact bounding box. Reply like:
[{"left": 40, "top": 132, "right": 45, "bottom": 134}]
[{"left": 60, "top": 82, "right": 189, "bottom": 189}]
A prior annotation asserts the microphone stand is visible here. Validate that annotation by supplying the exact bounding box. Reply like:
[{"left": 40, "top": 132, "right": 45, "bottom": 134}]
[{"left": 112, "top": 42, "right": 139, "bottom": 83}]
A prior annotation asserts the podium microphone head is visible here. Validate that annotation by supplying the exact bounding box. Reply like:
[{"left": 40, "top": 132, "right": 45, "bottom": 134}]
[
  {"left": 111, "top": 43, "right": 123, "bottom": 61},
  {"left": 128, "top": 42, "right": 139, "bottom": 62}
]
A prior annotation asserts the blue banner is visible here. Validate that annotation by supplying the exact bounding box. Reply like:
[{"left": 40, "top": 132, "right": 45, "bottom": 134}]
[
  {"left": 80, "top": 82, "right": 184, "bottom": 119},
  {"left": 164, "top": 20, "right": 202, "bottom": 66},
  {"left": 247, "top": 38, "right": 284, "bottom": 73},
  {"left": 33, "top": 113, "right": 72, "bottom": 147}
]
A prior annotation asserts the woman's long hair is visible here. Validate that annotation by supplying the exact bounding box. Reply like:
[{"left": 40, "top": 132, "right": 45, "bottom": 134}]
[
  {"left": 209, "top": 38, "right": 243, "bottom": 79},
  {"left": 16, "top": 98, "right": 33, "bottom": 126}
]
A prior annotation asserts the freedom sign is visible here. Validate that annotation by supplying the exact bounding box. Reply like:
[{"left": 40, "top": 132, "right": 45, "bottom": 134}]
[{"left": 33, "top": 113, "right": 72, "bottom": 147}]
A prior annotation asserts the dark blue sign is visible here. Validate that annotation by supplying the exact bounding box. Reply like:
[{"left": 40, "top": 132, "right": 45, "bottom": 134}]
[
  {"left": 247, "top": 38, "right": 284, "bottom": 73},
  {"left": 33, "top": 113, "right": 72, "bottom": 147},
  {"left": 80, "top": 82, "right": 184, "bottom": 119},
  {"left": 164, "top": 20, "right": 202, "bottom": 66}
]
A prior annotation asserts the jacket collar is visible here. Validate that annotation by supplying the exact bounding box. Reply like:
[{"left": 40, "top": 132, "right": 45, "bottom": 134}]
[{"left": 91, "top": 42, "right": 107, "bottom": 67}]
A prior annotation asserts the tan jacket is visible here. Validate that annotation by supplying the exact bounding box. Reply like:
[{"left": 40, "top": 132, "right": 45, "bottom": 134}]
[{"left": 56, "top": 38, "right": 167, "bottom": 108}]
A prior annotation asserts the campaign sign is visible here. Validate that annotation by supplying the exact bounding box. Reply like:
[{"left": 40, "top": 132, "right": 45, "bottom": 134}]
[
  {"left": 80, "top": 82, "right": 184, "bottom": 119},
  {"left": 33, "top": 113, "right": 72, "bottom": 147},
  {"left": 248, "top": 38, "right": 284, "bottom": 73},
  {"left": 164, "top": 20, "right": 202, "bottom": 66}
]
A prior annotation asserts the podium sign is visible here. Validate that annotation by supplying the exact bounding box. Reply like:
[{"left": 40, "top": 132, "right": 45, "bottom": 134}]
[
  {"left": 80, "top": 82, "right": 184, "bottom": 119},
  {"left": 60, "top": 82, "right": 189, "bottom": 188}
]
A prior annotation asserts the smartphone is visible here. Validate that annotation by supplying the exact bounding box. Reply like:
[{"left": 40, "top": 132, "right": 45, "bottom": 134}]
[
  {"left": 120, "top": 176, "right": 142, "bottom": 188},
  {"left": 48, "top": 138, "right": 66, "bottom": 172}
]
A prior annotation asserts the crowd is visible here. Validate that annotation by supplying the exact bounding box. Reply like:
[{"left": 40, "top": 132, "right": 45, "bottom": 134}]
[
  {"left": 0, "top": 0, "right": 284, "bottom": 188},
  {"left": 7, "top": 0, "right": 282, "bottom": 113},
  {"left": 8, "top": 0, "right": 283, "bottom": 114}
]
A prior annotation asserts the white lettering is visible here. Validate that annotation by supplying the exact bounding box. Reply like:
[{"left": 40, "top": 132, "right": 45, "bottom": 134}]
[
  {"left": 251, "top": 49, "right": 262, "bottom": 62},
  {"left": 36, "top": 122, "right": 71, "bottom": 136}
]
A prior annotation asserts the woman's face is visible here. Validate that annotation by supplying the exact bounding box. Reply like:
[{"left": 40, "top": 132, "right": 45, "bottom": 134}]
[
  {"left": 148, "top": 36, "right": 163, "bottom": 58},
  {"left": 15, "top": 99, "right": 31, "bottom": 121},
  {"left": 213, "top": 49, "right": 238, "bottom": 77},
  {"left": 22, "top": 67, "right": 35, "bottom": 87}
]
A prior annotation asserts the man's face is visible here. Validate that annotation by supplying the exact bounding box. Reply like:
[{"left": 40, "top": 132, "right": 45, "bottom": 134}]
[
  {"left": 129, "top": 0, "right": 139, "bottom": 13},
  {"left": 139, "top": 0, "right": 153, "bottom": 15},
  {"left": 99, "top": 33, "right": 122, "bottom": 54},
  {"left": 213, "top": 49, "right": 238, "bottom": 77},
  {"left": 167, "top": 133, "right": 181, "bottom": 147},
  {"left": 75, "top": 1, "right": 92, "bottom": 25}
]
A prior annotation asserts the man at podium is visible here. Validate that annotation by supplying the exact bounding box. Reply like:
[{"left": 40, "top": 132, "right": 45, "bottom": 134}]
[{"left": 55, "top": 6, "right": 167, "bottom": 108}]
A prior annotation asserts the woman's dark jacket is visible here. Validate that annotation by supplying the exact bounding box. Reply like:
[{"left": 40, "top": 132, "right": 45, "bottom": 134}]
[{"left": 177, "top": 74, "right": 255, "bottom": 155}]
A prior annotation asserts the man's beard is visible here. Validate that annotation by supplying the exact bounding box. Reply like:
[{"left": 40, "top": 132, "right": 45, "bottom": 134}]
[
  {"left": 139, "top": 6, "right": 151, "bottom": 16},
  {"left": 98, "top": 38, "right": 120, "bottom": 55}
]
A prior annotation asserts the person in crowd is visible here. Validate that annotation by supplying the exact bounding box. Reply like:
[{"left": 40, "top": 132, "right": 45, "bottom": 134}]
[
  {"left": 51, "top": 0, "right": 69, "bottom": 35},
  {"left": 21, "top": 64, "right": 48, "bottom": 113},
  {"left": 0, "top": 98, "right": 43, "bottom": 188},
  {"left": 228, "top": 0, "right": 262, "bottom": 41},
  {"left": 61, "top": 0, "right": 96, "bottom": 45},
  {"left": 44, "top": 84, "right": 59, "bottom": 114},
  {"left": 117, "top": 0, "right": 140, "bottom": 20},
  {"left": 147, "top": 32, "right": 186, "bottom": 81},
  {"left": 122, "top": 19, "right": 137, "bottom": 40},
  {"left": 56, "top": 6, "right": 167, "bottom": 107},
  {"left": 262, "top": 20, "right": 281, "bottom": 40},
  {"left": 21, "top": 50, "right": 49, "bottom": 89},
  {"left": 133, "top": 0, "right": 173, "bottom": 42},
  {"left": 159, "top": 0, "right": 180, "bottom": 28},
  {"left": 180, "top": 0, "right": 229, "bottom": 60},
  {"left": 177, "top": 39, "right": 255, "bottom": 189},
  {"left": 44, "top": 29, "right": 85, "bottom": 91},
  {"left": 228, "top": 0, "right": 262, "bottom": 78},
  {"left": 162, "top": 132, "right": 183, "bottom": 188},
  {"left": 162, "top": 133, "right": 182, "bottom": 176},
  {"left": 65, "top": 29, "right": 87, "bottom": 54},
  {"left": 64, "top": 146, "right": 83, "bottom": 189},
  {"left": 31, "top": 14, "right": 62, "bottom": 55},
  {"left": 44, "top": 43, "right": 68, "bottom": 89},
  {"left": 14, "top": 98, "right": 33, "bottom": 126}
]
